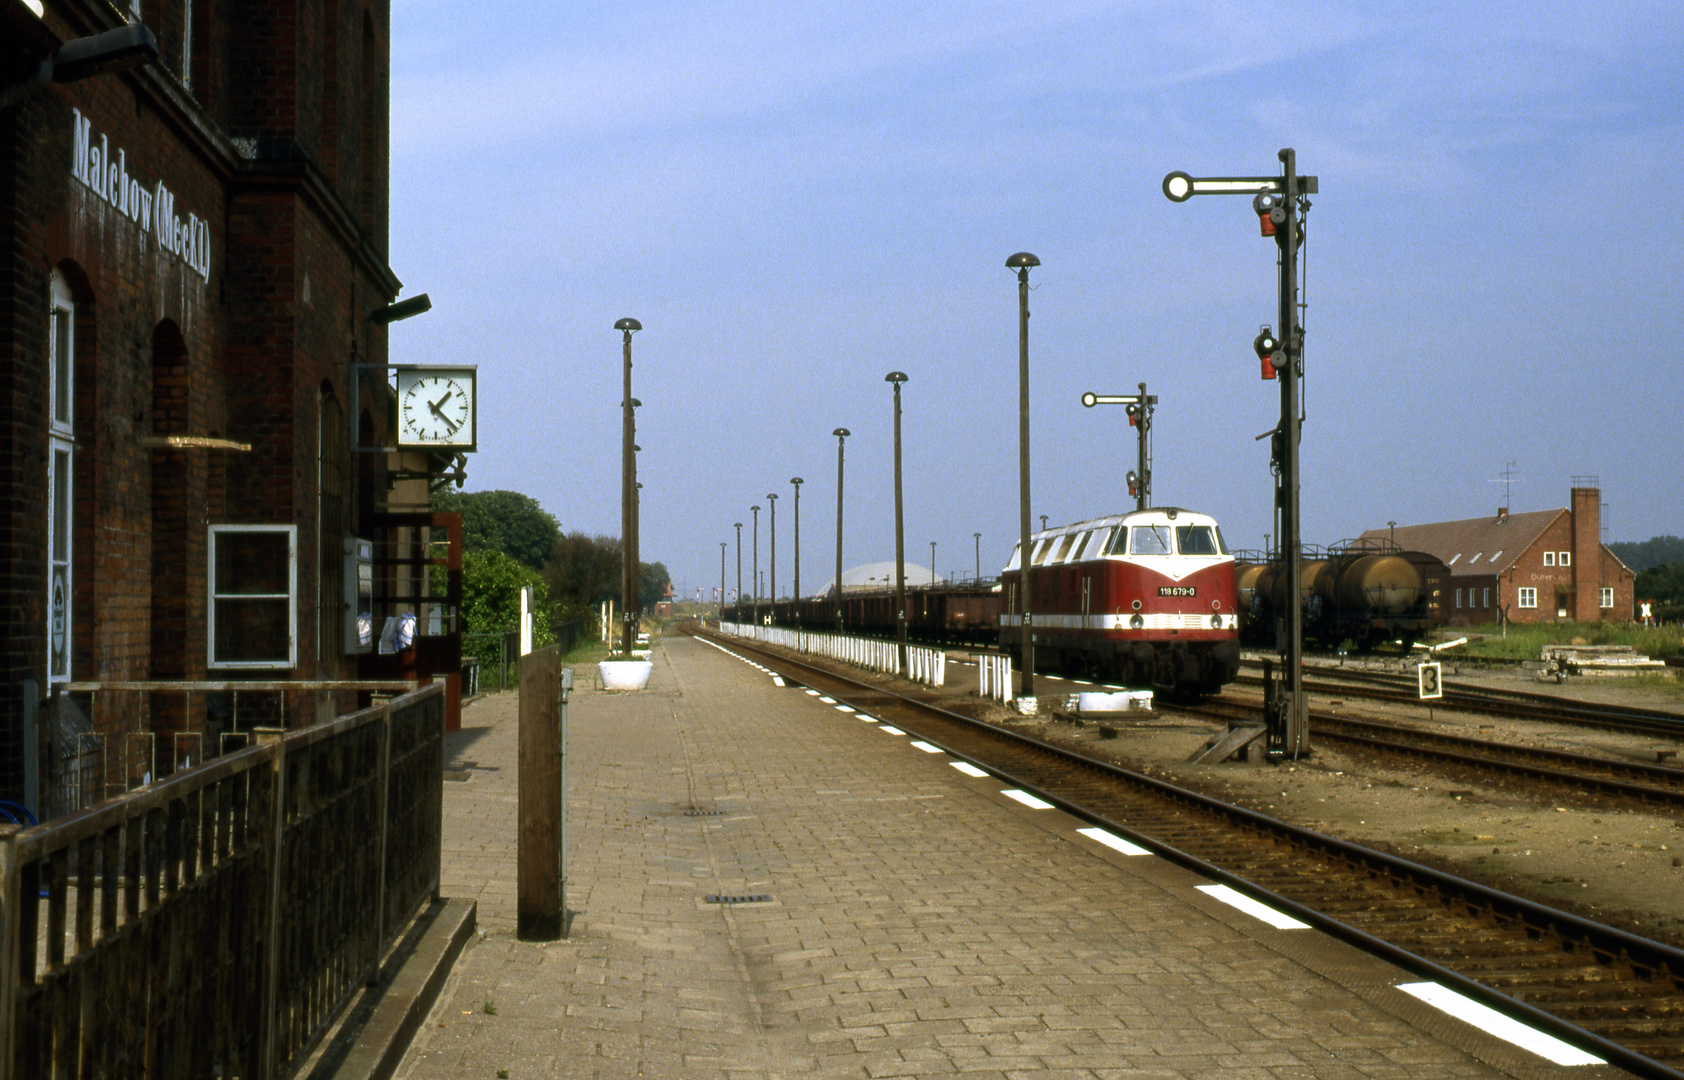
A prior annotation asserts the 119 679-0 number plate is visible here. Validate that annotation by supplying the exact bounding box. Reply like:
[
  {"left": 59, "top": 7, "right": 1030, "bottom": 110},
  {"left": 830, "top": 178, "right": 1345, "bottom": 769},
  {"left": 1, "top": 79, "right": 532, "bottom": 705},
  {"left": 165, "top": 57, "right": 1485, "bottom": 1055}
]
[{"left": 1158, "top": 586, "right": 1197, "bottom": 597}]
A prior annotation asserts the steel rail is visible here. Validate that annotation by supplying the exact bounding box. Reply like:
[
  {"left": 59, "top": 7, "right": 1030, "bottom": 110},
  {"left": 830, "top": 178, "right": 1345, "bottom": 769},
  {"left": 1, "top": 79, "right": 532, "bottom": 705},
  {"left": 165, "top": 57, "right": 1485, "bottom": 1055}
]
[{"left": 695, "top": 627, "right": 1684, "bottom": 1078}]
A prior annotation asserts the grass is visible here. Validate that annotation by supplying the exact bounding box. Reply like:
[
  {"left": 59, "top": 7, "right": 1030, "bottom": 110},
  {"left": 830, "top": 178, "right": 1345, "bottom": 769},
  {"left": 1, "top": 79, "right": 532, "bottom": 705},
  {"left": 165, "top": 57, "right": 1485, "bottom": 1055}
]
[{"left": 1434, "top": 622, "right": 1684, "bottom": 661}]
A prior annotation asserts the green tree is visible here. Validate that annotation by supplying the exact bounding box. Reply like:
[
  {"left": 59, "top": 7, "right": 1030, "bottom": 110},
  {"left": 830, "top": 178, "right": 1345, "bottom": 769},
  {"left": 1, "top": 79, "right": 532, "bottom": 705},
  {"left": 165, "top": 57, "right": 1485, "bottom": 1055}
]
[
  {"left": 434, "top": 489, "right": 560, "bottom": 569},
  {"left": 543, "top": 533, "right": 622, "bottom": 620},
  {"left": 457, "top": 550, "right": 554, "bottom": 666},
  {"left": 640, "top": 561, "right": 672, "bottom": 611},
  {"left": 1635, "top": 561, "right": 1684, "bottom": 618},
  {"left": 1610, "top": 536, "right": 1684, "bottom": 573}
]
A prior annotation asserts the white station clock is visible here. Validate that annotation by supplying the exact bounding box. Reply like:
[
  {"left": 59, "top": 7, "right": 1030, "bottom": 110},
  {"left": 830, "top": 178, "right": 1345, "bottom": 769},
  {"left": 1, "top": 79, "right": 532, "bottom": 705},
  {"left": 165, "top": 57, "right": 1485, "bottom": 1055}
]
[{"left": 395, "top": 366, "right": 476, "bottom": 449}]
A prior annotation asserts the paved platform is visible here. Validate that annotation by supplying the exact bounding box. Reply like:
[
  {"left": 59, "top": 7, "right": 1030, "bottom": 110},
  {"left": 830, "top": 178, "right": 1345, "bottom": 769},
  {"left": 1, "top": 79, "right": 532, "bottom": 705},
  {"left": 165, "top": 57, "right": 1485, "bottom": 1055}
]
[{"left": 396, "top": 635, "right": 1628, "bottom": 1079}]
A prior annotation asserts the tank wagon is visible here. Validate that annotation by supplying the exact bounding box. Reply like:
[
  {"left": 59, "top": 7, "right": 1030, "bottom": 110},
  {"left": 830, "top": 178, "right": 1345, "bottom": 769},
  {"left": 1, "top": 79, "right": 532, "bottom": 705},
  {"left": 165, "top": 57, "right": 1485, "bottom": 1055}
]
[
  {"left": 1235, "top": 541, "right": 1448, "bottom": 650},
  {"left": 1000, "top": 507, "right": 1241, "bottom": 694}
]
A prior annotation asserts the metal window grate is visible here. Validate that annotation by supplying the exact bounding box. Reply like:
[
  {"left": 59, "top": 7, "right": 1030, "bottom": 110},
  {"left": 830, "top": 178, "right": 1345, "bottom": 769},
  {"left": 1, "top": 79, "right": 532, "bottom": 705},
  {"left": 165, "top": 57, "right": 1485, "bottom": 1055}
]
[{"left": 704, "top": 894, "right": 771, "bottom": 905}]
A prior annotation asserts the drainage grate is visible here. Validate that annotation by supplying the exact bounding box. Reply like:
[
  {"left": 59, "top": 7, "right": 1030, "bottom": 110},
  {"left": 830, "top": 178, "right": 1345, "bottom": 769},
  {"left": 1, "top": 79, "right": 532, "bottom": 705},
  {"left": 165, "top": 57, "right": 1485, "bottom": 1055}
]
[
  {"left": 705, "top": 894, "right": 771, "bottom": 905},
  {"left": 684, "top": 809, "right": 727, "bottom": 817}
]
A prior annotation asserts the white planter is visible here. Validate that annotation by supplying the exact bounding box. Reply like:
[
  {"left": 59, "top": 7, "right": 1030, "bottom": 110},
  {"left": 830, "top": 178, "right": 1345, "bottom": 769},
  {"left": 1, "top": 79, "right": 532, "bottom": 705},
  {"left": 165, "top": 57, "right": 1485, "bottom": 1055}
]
[{"left": 599, "top": 659, "right": 653, "bottom": 691}]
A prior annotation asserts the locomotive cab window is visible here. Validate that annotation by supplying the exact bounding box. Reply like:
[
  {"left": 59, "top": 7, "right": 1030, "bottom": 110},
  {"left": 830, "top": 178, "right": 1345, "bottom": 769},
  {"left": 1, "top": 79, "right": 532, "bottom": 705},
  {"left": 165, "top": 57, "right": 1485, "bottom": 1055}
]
[
  {"left": 1129, "top": 525, "right": 1172, "bottom": 556},
  {"left": 1175, "top": 525, "right": 1222, "bottom": 556}
]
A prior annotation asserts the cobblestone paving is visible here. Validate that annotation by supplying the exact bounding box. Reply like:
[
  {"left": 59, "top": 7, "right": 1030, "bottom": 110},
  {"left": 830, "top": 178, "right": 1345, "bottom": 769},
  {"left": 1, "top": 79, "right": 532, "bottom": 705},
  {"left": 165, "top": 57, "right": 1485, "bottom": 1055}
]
[{"left": 395, "top": 637, "right": 1607, "bottom": 1079}]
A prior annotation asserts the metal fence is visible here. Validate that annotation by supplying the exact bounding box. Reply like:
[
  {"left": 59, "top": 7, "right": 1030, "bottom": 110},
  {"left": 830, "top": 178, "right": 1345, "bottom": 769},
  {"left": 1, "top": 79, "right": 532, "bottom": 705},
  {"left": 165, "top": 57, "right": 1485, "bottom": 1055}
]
[{"left": 0, "top": 682, "right": 445, "bottom": 1080}]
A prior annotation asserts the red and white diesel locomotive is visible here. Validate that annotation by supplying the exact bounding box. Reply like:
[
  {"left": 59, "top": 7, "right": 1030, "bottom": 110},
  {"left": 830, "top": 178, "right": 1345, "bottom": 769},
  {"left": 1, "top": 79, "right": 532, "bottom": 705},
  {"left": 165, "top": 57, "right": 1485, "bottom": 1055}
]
[{"left": 999, "top": 506, "right": 1241, "bottom": 693}]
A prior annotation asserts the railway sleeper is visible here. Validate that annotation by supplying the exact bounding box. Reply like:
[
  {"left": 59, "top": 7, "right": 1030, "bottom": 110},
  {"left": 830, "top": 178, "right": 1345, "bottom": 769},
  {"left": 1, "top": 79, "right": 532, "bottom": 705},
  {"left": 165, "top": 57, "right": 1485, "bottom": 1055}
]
[
  {"left": 1527, "top": 992, "right": 1684, "bottom": 1020},
  {"left": 1474, "top": 964, "right": 1640, "bottom": 988}
]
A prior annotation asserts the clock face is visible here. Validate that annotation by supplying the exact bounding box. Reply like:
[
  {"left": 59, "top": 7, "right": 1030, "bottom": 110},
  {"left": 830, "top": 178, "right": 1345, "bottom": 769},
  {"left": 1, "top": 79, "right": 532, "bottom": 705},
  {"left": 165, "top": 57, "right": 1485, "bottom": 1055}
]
[{"left": 396, "top": 368, "right": 476, "bottom": 448}]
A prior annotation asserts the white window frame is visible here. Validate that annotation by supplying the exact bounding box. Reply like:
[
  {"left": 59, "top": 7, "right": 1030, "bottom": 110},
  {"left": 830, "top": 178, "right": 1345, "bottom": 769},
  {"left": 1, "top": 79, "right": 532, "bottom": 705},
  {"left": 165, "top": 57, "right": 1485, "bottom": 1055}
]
[
  {"left": 1543, "top": 551, "right": 1555, "bottom": 567},
  {"left": 1455, "top": 588, "right": 1463, "bottom": 609},
  {"left": 208, "top": 524, "right": 298, "bottom": 670},
  {"left": 1599, "top": 587, "right": 1613, "bottom": 609},
  {"left": 1482, "top": 587, "right": 1490, "bottom": 608},
  {"left": 1559, "top": 551, "right": 1571, "bottom": 567},
  {"left": 47, "top": 272, "right": 75, "bottom": 685},
  {"left": 1518, "top": 587, "right": 1537, "bottom": 609}
]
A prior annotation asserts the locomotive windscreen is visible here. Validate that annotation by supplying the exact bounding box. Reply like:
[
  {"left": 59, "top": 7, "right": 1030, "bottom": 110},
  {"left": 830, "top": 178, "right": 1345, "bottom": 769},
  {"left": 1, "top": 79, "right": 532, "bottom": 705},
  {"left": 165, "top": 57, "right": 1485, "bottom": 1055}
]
[
  {"left": 1128, "top": 525, "right": 1172, "bottom": 555},
  {"left": 1176, "top": 525, "right": 1223, "bottom": 555}
]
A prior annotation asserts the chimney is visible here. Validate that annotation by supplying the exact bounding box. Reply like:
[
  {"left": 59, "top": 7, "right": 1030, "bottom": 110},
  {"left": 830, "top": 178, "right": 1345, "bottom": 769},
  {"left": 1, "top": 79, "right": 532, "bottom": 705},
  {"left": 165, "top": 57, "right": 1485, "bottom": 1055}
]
[
  {"left": 1570, "top": 485, "right": 1600, "bottom": 621},
  {"left": 1496, "top": 507, "right": 1507, "bottom": 523}
]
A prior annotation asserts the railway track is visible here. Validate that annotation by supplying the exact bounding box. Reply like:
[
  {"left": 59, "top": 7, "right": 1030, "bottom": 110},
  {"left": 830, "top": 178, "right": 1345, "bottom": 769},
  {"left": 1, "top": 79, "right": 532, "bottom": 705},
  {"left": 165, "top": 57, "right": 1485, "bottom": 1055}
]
[
  {"left": 1191, "top": 697, "right": 1684, "bottom": 810},
  {"left": 1237, "top": 664, "right": 1684, "bottom": 739},
  {"left": 695, "top": 627, "right": 1684, "bottom": 1078}
]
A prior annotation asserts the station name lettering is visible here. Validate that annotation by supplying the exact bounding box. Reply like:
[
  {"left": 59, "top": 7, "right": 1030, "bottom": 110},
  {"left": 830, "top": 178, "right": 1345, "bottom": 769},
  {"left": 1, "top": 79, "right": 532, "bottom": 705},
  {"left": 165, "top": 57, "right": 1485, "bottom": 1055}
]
[
  {"left": 1158, "top": 586, "right": 1197, "bottom": 597},
  {"left": 70, "top": 109, "right": 211, "bottom": 284}
]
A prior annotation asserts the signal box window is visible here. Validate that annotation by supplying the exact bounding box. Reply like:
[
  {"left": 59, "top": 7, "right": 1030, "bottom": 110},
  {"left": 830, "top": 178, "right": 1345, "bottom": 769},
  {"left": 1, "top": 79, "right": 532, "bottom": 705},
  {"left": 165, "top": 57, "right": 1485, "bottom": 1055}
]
[
  {"left": 1518, "top": 587, "right": 1537, "bottom": 609},
  {"left": 209, "top": 525, "right": 297, "bottom": 669},
  {"left": 1129, "top": 525, "right": 1171, "bottom": 556}
]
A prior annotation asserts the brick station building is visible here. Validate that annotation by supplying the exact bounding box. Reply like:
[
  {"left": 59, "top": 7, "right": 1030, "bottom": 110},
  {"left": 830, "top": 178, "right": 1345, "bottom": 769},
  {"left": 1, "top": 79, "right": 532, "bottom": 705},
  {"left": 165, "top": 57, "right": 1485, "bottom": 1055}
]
[
  {"left": 1359, "top": 483, "right": 1635, "bottom": 627},
  {"left": 1, "top": 0, "right": 461, "bottom": 814}
]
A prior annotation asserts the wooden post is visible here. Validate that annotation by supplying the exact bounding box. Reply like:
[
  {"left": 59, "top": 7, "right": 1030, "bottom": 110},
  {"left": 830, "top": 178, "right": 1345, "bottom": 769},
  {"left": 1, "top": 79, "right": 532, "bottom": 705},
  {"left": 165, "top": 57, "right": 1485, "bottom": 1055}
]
[
  {"left": 0, "top": 824, "right": 19, "bottom": 1080},
  {"left": 368, "top": 703, "right": 391, "bottom": 987},
  {"left": 517, "top": 646, "right": 562, "bottom": 939},
  {"left": 252, "top": 728, "right": 287, "bottom": 1080}
]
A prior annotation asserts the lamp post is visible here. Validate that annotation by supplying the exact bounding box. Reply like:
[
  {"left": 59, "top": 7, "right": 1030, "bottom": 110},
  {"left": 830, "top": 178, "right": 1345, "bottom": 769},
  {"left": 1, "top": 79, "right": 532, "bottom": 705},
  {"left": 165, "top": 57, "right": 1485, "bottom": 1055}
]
[
  {"left": 719, "top": 542, "right": 727, "bottom": 626},
  {"left": 790, "top": 477, "right": 804, "bottom": 611},
  {"left": 887, "top": 371, "right": 909, "bottom": 676},
  {"left": 832, "top": 427, "right": 849, "bottom": 633},
  {"left": 614, "top": 317, "right": 641, "bottom": 656},
  {"left": 767, "top": 492, "right": 778, "bottom": 605},
  {"left": 734, "top": 522, "right": 743, "bottom": 624},
  {"left": 1007, "top": 252, "right": 1040, "bottom": 696},
  {"left": 1040, "top": 515, "right": 1048, "bottom": 531},
  {"left": 1388, "top": 520, "right": 1397, "bottom": 547},
  {"left": 751, "top": 505, "right": 761, "bottom": 625},
  {"left": 973, "top": 532, "right": 981, "bottom": 581}
]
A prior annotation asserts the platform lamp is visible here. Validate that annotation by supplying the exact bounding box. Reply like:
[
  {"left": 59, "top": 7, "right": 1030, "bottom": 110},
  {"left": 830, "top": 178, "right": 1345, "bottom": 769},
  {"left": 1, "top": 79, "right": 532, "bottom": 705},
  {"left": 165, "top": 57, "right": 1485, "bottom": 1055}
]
[
  {"left": 719, "top": 542, "right": 727, "bottom": 626},
  {"left": 614, "top": 317, "right": 641, "bottom": 656},
  {"left": 887, "top": 371, "right": 909, "bottom": 676},
  {"left": 930, "top": 541, "right": 937, "bottom": 586},
  {"left": 974, "top": 532, "right": 981, "bottom": 581},
  {"left": 1006, "top": 252, "right": 1040, "bottom": 696},
  {"left": 832, "top": 427, "right": 850, "bottom": 633},
  {"left": 751, "top": 504, "right": 761, "bottom": 625},
  {"left": 734, "top": 522, "right": 743, "bottom": 625},
  {"left": 790, "top": 477, "right": 804, "bottom": 614},
  {"left": 767, "top": 492, "right": 778, "bottom": 605}
]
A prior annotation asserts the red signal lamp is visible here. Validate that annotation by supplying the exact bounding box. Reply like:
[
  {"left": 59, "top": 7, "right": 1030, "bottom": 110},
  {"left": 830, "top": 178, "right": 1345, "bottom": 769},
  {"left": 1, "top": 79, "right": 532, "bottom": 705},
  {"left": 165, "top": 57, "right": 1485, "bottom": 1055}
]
[{"left": 1253, "top": 191, "right": 1285, "bottom": 238}]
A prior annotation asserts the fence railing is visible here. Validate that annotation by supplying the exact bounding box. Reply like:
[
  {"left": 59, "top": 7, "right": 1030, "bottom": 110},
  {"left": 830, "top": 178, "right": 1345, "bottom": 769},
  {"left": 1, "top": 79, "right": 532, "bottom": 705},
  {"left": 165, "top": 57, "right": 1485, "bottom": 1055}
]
[
  {"left": 716, "top": 622, "right": 947, "bottom": 688},
  {"left": 978, "top": 653, "right": 1014, "bottom": 702},
  {"left": 0, "top": 682, "right": 445, "bottom": 1080}
]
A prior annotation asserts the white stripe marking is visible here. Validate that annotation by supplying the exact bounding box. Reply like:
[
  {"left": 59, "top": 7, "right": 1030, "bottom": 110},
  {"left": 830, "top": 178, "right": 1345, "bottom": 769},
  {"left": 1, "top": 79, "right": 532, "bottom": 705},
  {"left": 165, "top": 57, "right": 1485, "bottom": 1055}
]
[
  {"left": 1076, "top": 827, "right": 1152, "bottom": 856},
  {"left": 1197, "top": 884, "right": 1310, "bottom": 929},
  {"left": 878, "top": 725, "right": 906, "bottom": 736},
  {"left": 818, "top": 697, "right": 836, "bottom": 704},
  {"left": 856, "top": 715, "right": 878, "bottom": 723},
  {"left": 772, "top": 676, "right": 785, "bottom": 687},
  {"left": 803, "top": 689, "right": 820, "bottom": 696},
  {"left": 949, "top": 762, "right": 989, "bottom": 778},
  {"left": 1002, "top": 789, "right": 1054, "bottom": 809},
  {"left": 834, "top": 705, "right": 855, "bottom": 713},
  {"left": 1397, "top": 982, "right": 1604, "bottom": 1066},
  {"left": 909, "top": 741, "right": 944, "bottom": 753}
]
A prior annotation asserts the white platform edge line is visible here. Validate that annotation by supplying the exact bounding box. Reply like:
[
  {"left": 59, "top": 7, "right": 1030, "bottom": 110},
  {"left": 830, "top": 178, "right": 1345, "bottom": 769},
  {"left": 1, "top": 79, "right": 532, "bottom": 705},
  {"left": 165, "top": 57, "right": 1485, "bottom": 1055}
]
[
  {"left": 877, "top": 725, "right": 906, "bottom": 736},
  {"left": 1196, "top": 884, "right": 1310, "bottom": 930},
  {"left": 1396, "top": 982, "right": 1604, "bottom": 1066},
  {"left": 909, "top": 741, "right": 944, "bottom": 753},
  {"left": 1001, "top": 789, "right": 1054, "bottom": 810},
  {"left": 949, "top": 762, "right": 989, "bottom": 778},
  {"left": 1075, "top": 826, "right": 1152, "bottom": 856}
]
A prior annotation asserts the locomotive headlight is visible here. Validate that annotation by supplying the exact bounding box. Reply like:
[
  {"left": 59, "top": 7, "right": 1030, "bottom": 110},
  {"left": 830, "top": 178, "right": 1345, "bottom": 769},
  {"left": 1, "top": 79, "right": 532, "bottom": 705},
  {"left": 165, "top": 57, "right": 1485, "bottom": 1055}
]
[
  {"left": 1210, "top": 613, "right": 1223, "bottom": 628},
  {"left": 1130, "top": 614, "right": 1145, "bottom": 630}
]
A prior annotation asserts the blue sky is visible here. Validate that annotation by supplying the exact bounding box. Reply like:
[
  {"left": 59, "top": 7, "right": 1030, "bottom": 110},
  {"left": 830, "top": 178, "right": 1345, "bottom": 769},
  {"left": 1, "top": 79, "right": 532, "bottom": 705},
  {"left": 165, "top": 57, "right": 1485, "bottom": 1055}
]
[{"left": 387, "top": 1, "right": 1683, "bottom": 601}]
